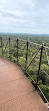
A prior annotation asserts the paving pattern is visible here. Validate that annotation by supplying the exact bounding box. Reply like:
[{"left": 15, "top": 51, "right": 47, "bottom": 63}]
[{"left": 0, "top": 57, "right": 48, "bottom": 111}]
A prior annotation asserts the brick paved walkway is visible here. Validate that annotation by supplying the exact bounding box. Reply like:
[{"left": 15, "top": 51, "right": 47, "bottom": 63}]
[{"left": 0, "top": 57, "right": 48, "bottom": 111}]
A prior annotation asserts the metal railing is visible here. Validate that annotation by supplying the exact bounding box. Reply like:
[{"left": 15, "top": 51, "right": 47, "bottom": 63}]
[{"left": 0, "top": 37, "right": 49, "bottom": 103}]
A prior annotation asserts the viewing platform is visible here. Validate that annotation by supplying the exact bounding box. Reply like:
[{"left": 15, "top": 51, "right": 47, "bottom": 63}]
[{"left": 0, "top": 57, "right": 48, "bottom": 111}]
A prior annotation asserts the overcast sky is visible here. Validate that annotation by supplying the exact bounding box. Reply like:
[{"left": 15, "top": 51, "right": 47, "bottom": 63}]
[{"left": 0, "top": 0, "right": 49, "bottom": 34}]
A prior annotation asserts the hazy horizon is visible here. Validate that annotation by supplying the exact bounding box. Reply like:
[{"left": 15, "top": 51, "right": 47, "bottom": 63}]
[{"left": 0, "top": 32, "right": 49, "bottom": 36}]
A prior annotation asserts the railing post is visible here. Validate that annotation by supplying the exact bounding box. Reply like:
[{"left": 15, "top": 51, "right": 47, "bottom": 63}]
[
  {"left": 1, "top": 37, "right": 3, "bottom": 56},
  {"left": 36, "top": 44, "right": 43, "bottom": 89},
  {"left": 25, "top": 41, "right": 28, "bottom": 74},
  {"left": 17, "top": 39, "right": 18, "bottom": 64},
  {"left": 9, "top": 38, "right": 11, "bottom": 59}
]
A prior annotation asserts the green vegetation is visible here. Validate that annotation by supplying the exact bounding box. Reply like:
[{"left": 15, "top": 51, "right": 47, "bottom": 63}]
[{"left": 0, "top": 33, "right": 49, "bottom": 102}]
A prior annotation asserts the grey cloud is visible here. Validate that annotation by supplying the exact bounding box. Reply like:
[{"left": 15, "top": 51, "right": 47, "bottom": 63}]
[{"left": 0, "top": 0, "right": 49, "bottom": 33}]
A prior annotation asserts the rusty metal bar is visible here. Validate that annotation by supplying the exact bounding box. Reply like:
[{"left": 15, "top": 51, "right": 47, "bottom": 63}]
[
  {"left": 36, "top": 44, "right": 43, "bottom": 88},
  {"left": 1, "top": 38, "right": 3, "bottom": 56},
  {"left": 17, "top": 39, "right": 18, "bottom": 64},
  {"left": 9, "top": 38, "right": 11, "bottom": 59},
  {"left": 25, "top": 41, "right": 28, "bottom": 73}
]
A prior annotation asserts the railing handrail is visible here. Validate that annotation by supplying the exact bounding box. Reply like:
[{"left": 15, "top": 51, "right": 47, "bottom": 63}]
[{"left": 0, "top": 37, "right": 49, "bottom": 49}]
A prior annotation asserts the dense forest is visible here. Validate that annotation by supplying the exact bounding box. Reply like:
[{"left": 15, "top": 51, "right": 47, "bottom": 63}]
[{"left": 0, "top": 33, "right": 49, "bottom": 103}]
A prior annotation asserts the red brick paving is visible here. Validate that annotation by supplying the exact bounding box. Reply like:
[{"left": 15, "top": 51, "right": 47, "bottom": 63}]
[{"left": 0, "top": 57, "right": 48, "bottom": 111}]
